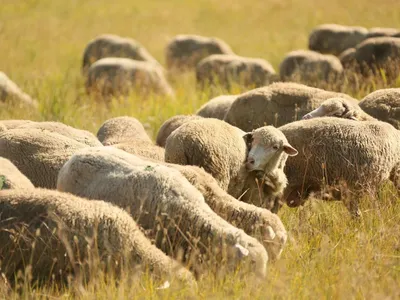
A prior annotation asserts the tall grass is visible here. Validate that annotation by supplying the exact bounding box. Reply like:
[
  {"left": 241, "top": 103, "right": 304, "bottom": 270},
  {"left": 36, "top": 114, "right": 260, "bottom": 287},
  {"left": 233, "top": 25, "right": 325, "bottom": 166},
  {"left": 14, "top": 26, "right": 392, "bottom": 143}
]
[{"left": 1, "top": 0, "right": 400, "bottom": 298}]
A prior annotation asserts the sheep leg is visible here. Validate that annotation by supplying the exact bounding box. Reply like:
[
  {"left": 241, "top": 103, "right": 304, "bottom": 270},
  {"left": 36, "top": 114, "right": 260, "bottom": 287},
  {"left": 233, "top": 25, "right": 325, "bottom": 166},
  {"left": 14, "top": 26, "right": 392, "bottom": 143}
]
[
  {"left": 390, "top": 163, "right": 400, "bottom": 194},
  {"left": 343, "top": 196, "right": 362, "bottom": 218},
  {"left": 271, "top": 196, "right": 282, "bottom": 214}
]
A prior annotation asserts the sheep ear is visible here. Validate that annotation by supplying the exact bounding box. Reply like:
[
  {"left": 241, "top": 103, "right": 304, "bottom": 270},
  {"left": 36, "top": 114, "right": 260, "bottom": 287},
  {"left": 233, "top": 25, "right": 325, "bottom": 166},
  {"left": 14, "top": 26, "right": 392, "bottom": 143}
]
[
  {"left": 243, "top": 132, "right": 253, "bottom": 145},
  {"left": 283, "top": 144, "right": 298, "bottom": 156}
]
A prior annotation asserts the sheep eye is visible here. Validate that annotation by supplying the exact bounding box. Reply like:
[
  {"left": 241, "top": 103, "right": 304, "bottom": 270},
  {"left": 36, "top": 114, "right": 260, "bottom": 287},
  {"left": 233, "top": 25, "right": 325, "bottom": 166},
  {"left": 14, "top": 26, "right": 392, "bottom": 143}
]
[{"left": 273, "top": 145, "right": 279, "bottom": 150}]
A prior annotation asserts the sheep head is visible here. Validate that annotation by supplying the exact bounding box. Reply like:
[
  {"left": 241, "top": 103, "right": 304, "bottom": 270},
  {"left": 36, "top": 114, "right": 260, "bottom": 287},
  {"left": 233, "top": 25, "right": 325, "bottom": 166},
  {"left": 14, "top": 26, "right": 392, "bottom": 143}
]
[{"left": 302, "top": 97, "right": 362, "bottom": 121}]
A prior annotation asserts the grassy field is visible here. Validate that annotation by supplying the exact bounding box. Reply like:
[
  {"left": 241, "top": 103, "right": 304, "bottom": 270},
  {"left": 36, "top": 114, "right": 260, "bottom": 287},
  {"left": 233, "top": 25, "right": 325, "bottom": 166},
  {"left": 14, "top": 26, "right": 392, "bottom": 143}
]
[{"left": 1, "top": 0, "right": 400, "bottom": 298}]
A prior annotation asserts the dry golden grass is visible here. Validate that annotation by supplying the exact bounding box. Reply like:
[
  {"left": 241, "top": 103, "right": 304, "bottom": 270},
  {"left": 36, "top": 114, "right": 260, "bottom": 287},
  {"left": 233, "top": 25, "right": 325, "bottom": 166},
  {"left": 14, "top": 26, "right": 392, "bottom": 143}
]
[{"left": 1, "top": 0, "right": 400, "bottom": 298}]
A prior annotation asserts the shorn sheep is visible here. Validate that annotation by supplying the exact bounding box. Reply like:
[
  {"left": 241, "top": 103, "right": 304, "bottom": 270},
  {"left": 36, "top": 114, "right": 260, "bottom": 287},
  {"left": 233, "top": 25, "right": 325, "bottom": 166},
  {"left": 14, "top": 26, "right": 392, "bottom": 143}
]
[
  {"left": 279, "top": 117, "right": 400, "bottom": 217},
  {"left": 165, "top": 34, "right": 234, "bottom": 72},
  {"left": 57, "top": 147, "right": 269, "bottom": 279},
  {"left": 164, "top": 118, "right": 298, "bottom": 207},
  {"left": 359, "top": 88, "right": 400, "bottom": 129},
  {"left": 156, "top": 115, "right": 203, "bottom": 147},
  {"left": 196, "top": 54, "right": 277, "bottom": 91},
  {"left": 0, "top": 128, "right": 90, "bottom": 189},
  {"left": 308, "top": 24, "right": 368, "bottom": 55},
  {"left": 97, "top": 116, "right": 165, "bottom": 161},
  {"left": 85, "top": 58, "right": 173, "bottom": 98},
  {"left": 224, "top": 82, "right": 356, "bottom": 131},
  {"left": 82, "top": 34, "right": 161, "bottom": 74},
  {"left": 279, "top": 50, "right": 343, "bottom": 85},
  {"left": 0, "top": 72, "right": 37, "bottom": 108},
  {"left": 302, "top": 97, "right": 375, "bottom": 121},
  {"left": 0, "top": 157, "right": 34, "bottom": 190},
  {"left": 0, "top": 188, "right": 195, "bottom": 287},
  {"left": 195, "top": 95, "right": 237, "bottom": 120}
]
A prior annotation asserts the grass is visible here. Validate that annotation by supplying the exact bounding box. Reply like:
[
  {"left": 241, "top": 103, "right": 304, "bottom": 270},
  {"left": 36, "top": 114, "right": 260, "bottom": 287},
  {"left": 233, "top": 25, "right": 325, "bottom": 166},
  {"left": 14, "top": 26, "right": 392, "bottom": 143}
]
[{"left": 1, "top": 0, "right": 400, "bottom": 298}]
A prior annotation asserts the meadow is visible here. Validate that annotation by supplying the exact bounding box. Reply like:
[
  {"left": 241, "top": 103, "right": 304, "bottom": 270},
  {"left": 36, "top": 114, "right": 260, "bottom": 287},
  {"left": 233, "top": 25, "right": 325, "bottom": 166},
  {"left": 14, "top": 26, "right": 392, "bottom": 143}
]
[{"left": 1, "top": 0, "right": 400, "bottom": 298}]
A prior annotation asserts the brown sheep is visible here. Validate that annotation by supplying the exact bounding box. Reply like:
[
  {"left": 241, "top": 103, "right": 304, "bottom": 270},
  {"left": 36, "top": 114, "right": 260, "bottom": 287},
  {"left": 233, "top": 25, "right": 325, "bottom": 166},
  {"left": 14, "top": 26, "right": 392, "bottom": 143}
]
[
  {"left": 302, "top": 97, "right": 375, "bottom": 121},
  {"left": 196, "top": 95, "right": 237, "bottom": 120},
  {"left": 224, "top": 82, "right": 356, "bottom": 131},
  {"left": 279, "top": 117, "right": 400, "bottom": 217},
  {"left": 0, "top": 188, "right": 196, "bottom": 287},
  {"left": 196, "top": 54, "right": 276, "bottom": 90},
  {"left": 165, "top": 34, "right": 234, "bottom": 72},
  {"left": 0, "top": 128, "right": 89, "bottom": 189},
  {"left": 0, "top": 157, "right": 34, "bottom": 190},
  {"left": 82, "top": 34, "right": 161, "bottom": 74},
  {"left": 359, "top": 88, "right": 400, "bottom": 129},
  {"left": 85, "top": 58, "right": 174, "bottom": 98},
  {"left": 156, "top": 115, "right": 203, "bottom": 147},
  {"left": 308, "top": 24, "right": 368, "bottom": 55}
]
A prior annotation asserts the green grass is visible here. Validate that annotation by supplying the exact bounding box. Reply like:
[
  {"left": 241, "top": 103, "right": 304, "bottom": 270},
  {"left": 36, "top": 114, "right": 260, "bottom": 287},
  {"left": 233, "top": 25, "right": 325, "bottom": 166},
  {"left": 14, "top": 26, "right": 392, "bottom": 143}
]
[{"left": 1, "top": 0, "right": 400, "bottom": 298}]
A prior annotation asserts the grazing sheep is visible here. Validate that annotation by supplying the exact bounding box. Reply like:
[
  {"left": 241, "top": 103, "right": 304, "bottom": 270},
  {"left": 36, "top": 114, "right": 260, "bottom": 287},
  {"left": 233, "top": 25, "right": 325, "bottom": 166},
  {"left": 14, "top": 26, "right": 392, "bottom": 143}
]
[
  {"left": 359, "top": 88, "right": 400, "bottom": 129},
  {"left": 224, "top": 82, "right": 356, "bottom": 131},
  {"left": 340, "top": 37, "right": 400, "bottom": 80},
  {"left": 279, "top": 117, "right": 400, "bottom": 216},
  {"left": 57, "top": 147, "right": 269, "bottom": 278},
  {"left": 85, "top": 58, "right": 174, "bottom": 98},
  {"left": 97, "top": 116, "right": 152, "bottom": 146},
  {"left": 0, "top": 157, "right": 34, "bottom": 190},
  {"left": 279, "top": 50, "right": 343, "bottom": 84},
  {"left": 0, "top": 128, "right": 89, "bottom": 189},
  {"left": 82, "top": 34, "right": 160, "bottom": 74},
  {"left": 0, "top": 72, "right": 38, "bottom": 108},
  {"left": 196, "top": 54, "right": 277, "bottom": 90},
  {"left": 165, "top": 34, "right": 234, "bottom": 72},
  {"left": 97, "top": 116, "right": 164, "bottom": 160},
  {"left": 308, "top": 24, "right": 368, "bottom": 55},
  {"left": 156, "top": 115, "right": 203, "bottom": 147},
  {"left": 302, "top": 97, "right": 375, "bottom": 121},
  {"left": 196, "top": 95, "right": 237, "bottom": 120},
  {"left": 0, "top": 188, "right": 195, "bottom": 287},
  {"left": 366, "top": 27, "right": 400, "bottom": 38},
  {"left": 16, "top": 121, "right": 102, "bottom": 147},
  {"left": 164, "top": 118, "right": 297, "bottom": 205}
]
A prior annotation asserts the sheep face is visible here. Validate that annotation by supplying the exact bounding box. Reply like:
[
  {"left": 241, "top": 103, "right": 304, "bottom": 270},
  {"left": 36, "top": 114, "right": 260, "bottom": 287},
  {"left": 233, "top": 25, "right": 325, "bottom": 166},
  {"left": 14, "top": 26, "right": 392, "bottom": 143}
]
[
  {"left": 302, "top": 97, "right": 358, "bottom": 120},
  {"left": 243, "top": 126, "right": 298, "bottom": 172}
]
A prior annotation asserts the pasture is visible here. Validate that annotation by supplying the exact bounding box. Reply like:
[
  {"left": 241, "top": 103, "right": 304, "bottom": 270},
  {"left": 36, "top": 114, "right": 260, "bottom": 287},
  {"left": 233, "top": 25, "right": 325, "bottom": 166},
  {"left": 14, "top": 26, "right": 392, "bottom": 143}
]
[{"left": 1, "top": 0, "right": 400, "bottom": 299}]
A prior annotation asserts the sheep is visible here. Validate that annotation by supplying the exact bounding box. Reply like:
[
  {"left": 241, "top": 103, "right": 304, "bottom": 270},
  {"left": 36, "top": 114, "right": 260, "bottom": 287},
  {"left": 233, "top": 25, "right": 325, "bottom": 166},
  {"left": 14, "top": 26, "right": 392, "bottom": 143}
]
[
  {"left": 0, "top": 128, "right": 89, "bottom": 189},
  {"left": 57, "top": 147, "right": 269, "bottom": 279},
  {"left": 0, "top": 72, "right": 38, "bottom": 108},
  {"left": 15, "top": 121, "right": 102, "bottom": 147},
  {"left": 195, "top": 95, "right": 237, "bottom": 120},
  {"left": 308, "top": 24, "right": 368, "bottom": 55},
  {"left": 156, "top": 115, "right": 203, "bottom": 147},
  {"left": 366, "top": 27, "right": 400, "bottom": 38},
  {"left": 279, "top": 50, "right": 343, "bottom": 85},
  {"left": 0, "top": 157, "right": 34, "bottom": 190},
  {"left": 340, "top": 37, "right": 400, "bottom": 80},
  {"left": 165, "top": 34, "right": 234, "bottom": 72},
  {"left": 302, "top": 97, "right": 375, "bottom": 121},
  {"left": 164, "top": 118, "right": 298, "bottom": 205},
  {"left": 358, "top": 88, "right": 400, "bottom": 129},
  {"left": 196, "top": 54, "right": 277, "bottom": 90},
  {"left": 85, "top": 58, "right": 174, "bottom": 98},
  {"left": 82, "top": 34, "right": 161, "bottom": 74},
  {"left": 97, "top": 116, "right": 152, "bottom": 146},
  {"left": 97, "top": 116, "right": 164, "bottom": 160},
  {"left": 224, "top": 82, "right": 356, "bottom": 131},
  {"left": 0, "top": 188, "right": 196, "bottom": 287},
  {"left": 279, "top": 117, "right": 400, "bottom": 217}
]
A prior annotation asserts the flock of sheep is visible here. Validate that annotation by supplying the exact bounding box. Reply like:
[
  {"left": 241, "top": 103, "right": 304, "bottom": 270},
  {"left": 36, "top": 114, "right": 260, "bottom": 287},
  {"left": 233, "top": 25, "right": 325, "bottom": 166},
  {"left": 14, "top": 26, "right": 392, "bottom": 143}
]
[{"left": 0, "top": 23, "right": 400, "bottom": 291}]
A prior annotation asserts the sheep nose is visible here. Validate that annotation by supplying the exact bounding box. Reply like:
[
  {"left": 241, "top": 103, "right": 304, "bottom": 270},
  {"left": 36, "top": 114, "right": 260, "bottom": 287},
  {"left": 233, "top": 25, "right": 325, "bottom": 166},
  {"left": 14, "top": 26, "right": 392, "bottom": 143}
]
[
  {"left": 302, "top": 114, "right": 311, "bottom": 120},
  {"left": 245, "top": 157, "right": 255, "bottom": 170}
]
